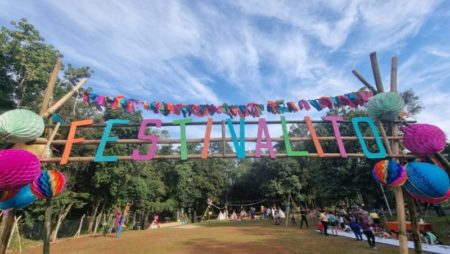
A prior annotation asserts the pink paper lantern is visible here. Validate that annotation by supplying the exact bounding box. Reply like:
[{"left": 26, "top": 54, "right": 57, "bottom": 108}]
[
  {"left": 0, "top": 149, "right": 41, "bottom": 191},
  {"left": 400, "top": 124, "right": 446, "bottom": 156}
]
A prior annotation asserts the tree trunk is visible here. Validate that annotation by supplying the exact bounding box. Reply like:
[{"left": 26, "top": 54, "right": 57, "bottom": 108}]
[
  {"left": 131, "top": 211, "right": 137, "bottom": 229},
  {"left": 16, "top": 72, "right": 27, "bottom": 107},
  {"left": 73, "top": 214, "right": 85, "bottom": 238},
  {"left": 6, "top": 216, "right": 21, "bottom": 249},
  {"left": 51, "top": 203, "right": 73, "bottom": 243},
  {"left": 140, "top": 209, "right": 146, "bottom": 230},
  {"left": 93, "top": 204, "right": 104, "bottom": 235},
  {"left": 88, "top": 199, "right": 101, "bottom": 233}
]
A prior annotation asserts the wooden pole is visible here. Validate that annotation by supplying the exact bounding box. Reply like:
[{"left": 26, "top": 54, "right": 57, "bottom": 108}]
[
  {"left": 390, "top": 56, "right": 398, "bottom": 91},
  {"left": 40, "top": 59, "right": 62, "bottom": 115},
  {"left": 40, "top": 78, "right": 87, "bottom": 119},
  {"left": 43, "top": 199, "right": 52, "bottom": 254},
  {"left": 16, "top": 217, "right": 22, "bottom": 254},
  {"left": 392, "top": 55, "right": 422, "bottom": 253},
  {"left": 351, "top": 70, "right": 378, "bottom": 94},
  {"left": 370, "top": 52, "right": 384, "bottom": 93},
  {"left": 0, "top": 210, "right": 16, "bottom": 254},
  {"left": 406, "top": 192, "right": 423, "bottom": 254},
  {"left": 388, "top": 56, "right": 408, "bottom": 254},
  {"left": 221, "top": 120, "right": 226, "bottom": 156}
]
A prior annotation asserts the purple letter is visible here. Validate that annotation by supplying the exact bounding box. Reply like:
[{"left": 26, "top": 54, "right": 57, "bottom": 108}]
[
  {"left": 324, "top": 116, "right": 347, "bottom": 158},
  {"left": 255, "top": 118, "right": 275, "bottom": 159}
]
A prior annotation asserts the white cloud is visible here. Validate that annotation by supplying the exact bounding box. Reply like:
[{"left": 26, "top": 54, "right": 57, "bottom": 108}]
[{"left": 1, "top": 0, "right": 449, "bottom": 139}]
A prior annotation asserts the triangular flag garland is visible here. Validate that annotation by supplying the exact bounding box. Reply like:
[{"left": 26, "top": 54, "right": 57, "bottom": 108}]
[{"left": 82, "top": 89, "right": 373, "bottom": 118}]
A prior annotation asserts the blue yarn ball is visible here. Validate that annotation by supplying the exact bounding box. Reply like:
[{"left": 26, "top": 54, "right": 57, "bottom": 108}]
[
  {"left": 404, "top": 162, "right": 449, "bottom": 198},
  {"left": 0, "top": 185, "right": 37, "bottom": 209}
]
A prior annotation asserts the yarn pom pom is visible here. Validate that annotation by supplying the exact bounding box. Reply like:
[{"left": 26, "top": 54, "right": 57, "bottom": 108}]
[
  {"left": 31, "top": 170, "right": 66, "bottom": 199},
  {"left": 372, "top": 160, "right": 407, "bottom": 187},
  {"left": 367, "top": 92, "right": 405, "bottom": 120},
  {"left": 400, "top": 124, "right": 446, "bottom": 156}
]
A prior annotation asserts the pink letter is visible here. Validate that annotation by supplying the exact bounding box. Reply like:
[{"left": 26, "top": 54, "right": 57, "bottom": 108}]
[
  {"left": 255, "top": 118, "right": 275, "bottom": 159},
  {"left": 131, "top": 119, "right": 161, "bottom": 160},
  {"left": 324, "top": 116, "right": 347, "bottom": 158}
]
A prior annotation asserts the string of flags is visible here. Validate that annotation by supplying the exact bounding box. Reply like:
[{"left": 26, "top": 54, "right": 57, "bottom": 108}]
[{"left": 81, "top": 89, "right": 373, "bottom": 118}]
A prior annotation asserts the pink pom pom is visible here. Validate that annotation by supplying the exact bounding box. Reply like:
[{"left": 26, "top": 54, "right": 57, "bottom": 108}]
[
  {"left": 400, "top": 124, "right": 446, "bottom": 156},
  {"left": 0, "top": 149, "right": 41, "bottom": 191}
]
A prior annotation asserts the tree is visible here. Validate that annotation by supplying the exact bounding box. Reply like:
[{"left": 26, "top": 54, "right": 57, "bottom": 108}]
[{"left": 0, "top": 18, "right": 61, "bottom": 111}]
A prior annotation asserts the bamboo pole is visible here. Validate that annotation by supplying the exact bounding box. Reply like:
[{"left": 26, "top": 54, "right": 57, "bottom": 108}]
[
  {"left": 39, "top": 152, "right": 418, "bottom": 163},
  {"left": 40, "top": 59, "right": 62, "bottom": 115},
  {"left": 16, "top": 217, "right": 22, "bottom": 254},
  {"left": 31, "top": 135, "right": 404, "bottom": 145},
  {"left": 388, "top": 56, "right": 408, "bottom": 254},
  {"left": 406, "top": 192, "right": 423, "bottom": 254},
  {"left": 43, "top": 199, "right": 52, "bottom": 254},
  {"left": 40, "top": 78, "right": 87, "bottom": 119},
  {"left": 221, "top": 120, "right": 226, "bottom": 156},
  {"left": 370, "top": 52, "right": 384, "bottom": 93},
  {"left": 352, "top": 70, "right": 378, "bottom": 94},
  {"left": 0, "top": 210, "right": 16, "bottom": 254}
]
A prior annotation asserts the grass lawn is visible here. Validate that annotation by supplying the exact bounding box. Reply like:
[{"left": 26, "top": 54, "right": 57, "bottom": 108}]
[{"left": 10, "top": 220, "right": 404, "bottom": 254}]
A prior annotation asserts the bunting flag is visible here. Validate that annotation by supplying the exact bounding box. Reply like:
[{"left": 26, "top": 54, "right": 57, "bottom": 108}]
[{"left": 82, "top": 89, "right": 373, "bottom": 118}]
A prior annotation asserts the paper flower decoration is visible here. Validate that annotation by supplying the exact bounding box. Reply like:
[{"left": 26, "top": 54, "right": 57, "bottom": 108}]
[
  {"left": 400, "top": 124, "right": 446, "bottom": 156},
  {"left": 367, "top": 92, "right": 405, "bottom": 120},
  {"left": 0, "top": 109, "right": 44, "bottom": 143},
  {"left": 0, "top": 188, "right": 19, "bottom": 202},
  {"left": 0, "top": 149, "right": 41, "bottom": 191},
  {"left": 0, "top": 185, "right": 37, "bottom": 209},
  {"left": 404, "top": 162, "right": 449, "bottom": 201},
  {"left": 31, "top": 170, "right": 66, "bottom": 199},
  {"left": 372, "top": 160, "right": 407, "bottom": 187}
]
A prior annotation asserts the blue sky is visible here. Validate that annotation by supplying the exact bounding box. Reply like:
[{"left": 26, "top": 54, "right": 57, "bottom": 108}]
[{"left": 1, "top": 0, "right": 450, "bottom": 140}]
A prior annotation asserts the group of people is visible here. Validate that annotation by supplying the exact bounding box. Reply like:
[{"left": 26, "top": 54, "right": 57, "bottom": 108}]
[
  {"left": 114, "top": 204, "right": 161, "bottom": 238},
  {"left": 318, "top": 207, "right": 378, "bottom": 249}
]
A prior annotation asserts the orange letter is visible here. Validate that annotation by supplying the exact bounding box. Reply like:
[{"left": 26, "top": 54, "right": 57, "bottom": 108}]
[
  {"left": 201, "top": 118, "right": 213, "bottom": 159},
  {"left": 304, "top": 116, "right": 324, "bottom": 157},
  {"left": 60, "top": 119, "right": 93, "bottom": 165}
]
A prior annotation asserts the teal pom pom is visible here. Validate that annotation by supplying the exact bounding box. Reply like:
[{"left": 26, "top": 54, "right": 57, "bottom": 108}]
[{"left": 367, "top": 92, "right": 404, "bottom": 120}]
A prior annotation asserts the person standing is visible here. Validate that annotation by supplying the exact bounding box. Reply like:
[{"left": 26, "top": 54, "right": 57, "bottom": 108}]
[
  {"left": 328, "top": 212, "right": 338, "bottom": 236},
  {"left": 349, "top": 215, "right": 363, "bottom": 241},
  {"left": 300, "top": 208, "right": 309, "bottom": 229},
  {"left": 148, "top": 212, "right": 160, "bottom": 229},
  {"left": 319, "top": 210, "right": 329, "bottom": 236},
  {"left": 360, "top": 215, "right": 376, "bottom": 249},
  {"left": 338, "top": 214, "right": 345, "bottom": 230}
]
